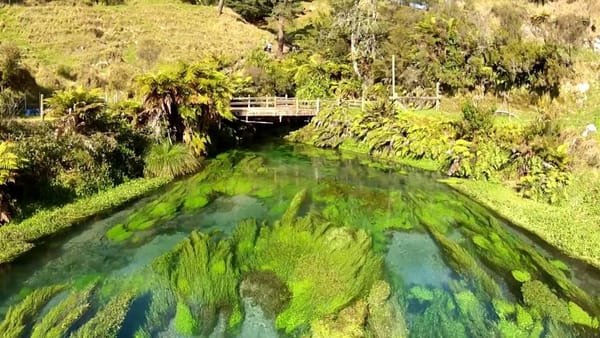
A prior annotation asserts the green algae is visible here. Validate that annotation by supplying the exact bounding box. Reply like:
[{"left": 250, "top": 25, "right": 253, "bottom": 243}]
[
  {"left": 568, "top": 301, "right": 600, "bottom": 328},
  {"left": 0, "top": 285, "right": 66, "bottom": 338},
  {"left": 521, "top": 280, "right": 570, "bottom": 324},
  {"left": 31, "top": 284, "right": 95, "bottom": 338},
  {"left": 422, "top": 219, "right": 501, "bottom": 299},
  {"left": 106, "top": 224, "right": 133, "bottom": 242},
  {"left": 71, "top": 292, "right": 134, "bottom": 338},
  {"left": 174, "top": 302, "right": 200, "bottom": 335}
]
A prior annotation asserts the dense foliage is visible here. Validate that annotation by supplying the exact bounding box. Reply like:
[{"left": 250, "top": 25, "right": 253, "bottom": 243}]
[{"left": 288, "top": 101, "right": 572, "bottom": 203}]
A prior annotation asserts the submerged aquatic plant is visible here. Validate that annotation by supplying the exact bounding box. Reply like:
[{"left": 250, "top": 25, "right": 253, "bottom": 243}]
[
  {"left": 0, "top": 285, "right": 66, "bottom": 338},
  {"left": 31, "top": 284, "right": 95, "bottom": 338},
  {"left": 71, "top": 292, "right": 134, "bottom": 338}
]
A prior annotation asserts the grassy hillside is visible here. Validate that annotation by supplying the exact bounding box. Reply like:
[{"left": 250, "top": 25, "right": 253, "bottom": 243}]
[{"left": 0, "top": 1, "right": 272, "bottom": 89}]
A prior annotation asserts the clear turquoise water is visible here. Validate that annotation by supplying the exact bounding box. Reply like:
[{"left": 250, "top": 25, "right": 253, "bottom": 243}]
[{"left": 0, "top": 143, "right": 599, "bottom": 337}]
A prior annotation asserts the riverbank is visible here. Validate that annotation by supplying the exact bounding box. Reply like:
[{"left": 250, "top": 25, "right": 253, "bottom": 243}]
[
  {"left": 0, "top": 177, "right": 170, "bottom": 266},
  {"left": 286, "top": 104, "right": 600, "bottom": 269}
]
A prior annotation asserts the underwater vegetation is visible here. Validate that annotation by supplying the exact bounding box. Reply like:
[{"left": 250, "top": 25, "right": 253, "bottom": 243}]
[{"left": 1, "top": 147, "right": 600, "bottom": 337}]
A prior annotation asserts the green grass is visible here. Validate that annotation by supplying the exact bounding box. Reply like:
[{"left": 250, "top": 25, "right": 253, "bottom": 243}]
[
  {"left": 0, "top": 1, "right": 272, "bottom": 88},
  {"left": 0, "top": 177, "right": 170, "bottom": 265}
]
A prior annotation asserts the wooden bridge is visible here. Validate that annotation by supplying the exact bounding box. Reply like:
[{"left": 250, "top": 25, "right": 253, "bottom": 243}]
[{"left": 230, "top": 95, "right": 440, "bottom": 122}]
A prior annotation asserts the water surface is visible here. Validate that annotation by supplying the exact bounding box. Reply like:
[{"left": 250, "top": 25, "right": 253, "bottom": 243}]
[{"left": 1, "top": 144, "right": 599, "bottom": 337}]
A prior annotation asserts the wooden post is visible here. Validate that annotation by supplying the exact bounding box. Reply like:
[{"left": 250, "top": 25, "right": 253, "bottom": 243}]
[
  {"left": 361, "top": 95, "right": 365, "bottom": 111},
  {"left": 296, "top": 97, "right": 299, "bottom": 114},
  {"left": 247, "top": 96, "right": 250, "bottom": 108},
  {"left": 435, "top": 81, "right": 441, "bottom": 111},
  {"left": 392, "top": 54, "right": 396, "bottom": 99},
  {"left": 316, "top": 98, "right": 320, "bottom": 114},
  {"left": 40, "top": 93, "right": 44, "bottom": 121}
]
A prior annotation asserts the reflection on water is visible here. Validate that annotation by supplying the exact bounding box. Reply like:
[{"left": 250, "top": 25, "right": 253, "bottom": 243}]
[{"left": 0, "top": 143, "right": 599, "bottom": 337}]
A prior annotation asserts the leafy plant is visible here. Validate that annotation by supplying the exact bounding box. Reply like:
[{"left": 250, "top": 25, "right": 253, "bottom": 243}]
[{"left": 143, "top": 142, "right": 200, "bottom": 178}]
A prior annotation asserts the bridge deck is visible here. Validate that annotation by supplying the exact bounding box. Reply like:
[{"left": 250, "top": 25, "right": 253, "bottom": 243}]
[{"left": 230, "top": 96, "right": 440, "bottom": 119}]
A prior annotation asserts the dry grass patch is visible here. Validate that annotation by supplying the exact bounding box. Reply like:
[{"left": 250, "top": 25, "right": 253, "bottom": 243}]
[{"left": 0, "top": 1, "right": 272, "bottom": 88}]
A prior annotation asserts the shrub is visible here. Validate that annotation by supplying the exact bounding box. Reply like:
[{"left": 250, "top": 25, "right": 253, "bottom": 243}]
[{"left": 143, "top": 143, "right": 200, "bottom": 178}]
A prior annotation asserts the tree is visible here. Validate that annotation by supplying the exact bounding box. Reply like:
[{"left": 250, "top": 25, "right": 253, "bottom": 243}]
[
  {"left": 0, "top": 89, "right": 24, "bottom": 119},
  {"left": 137, "top": 61, "right": 236, "bottom": 155},
  {"left": 217, "top": 0, "right": 225, "bottom": 15},
  {"left": 272, "top": 0, "right": 302, "bottom": 56},
  {"left": 331, "top": 0, "right": 386, "bottom": 93},
  {"left": 45, "top": 87, "right": 107, "bottom": 135},
  {"left": 0, "top": 43, "right": 22, "bottom": 91}
]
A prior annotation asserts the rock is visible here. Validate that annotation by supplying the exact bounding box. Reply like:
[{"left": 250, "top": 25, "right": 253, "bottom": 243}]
[
  {"left": 311, "top": 299, "right": 368, "bottom": 338},
  {"left": 583, "top": 123, "right": 597, "bottom": 137},
  {"left": 367, "top": 280, "right": 408, "bottom": 338},
  {"left": 239, "top": 271, "right": 291, "bottom": 318}
]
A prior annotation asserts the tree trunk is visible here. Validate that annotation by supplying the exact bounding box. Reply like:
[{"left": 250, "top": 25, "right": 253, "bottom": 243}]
[
  {"left": 217, "top": 0, "right": 225, "bottom": 15},
  {"left": 350, "top": 31, "right": 361, "bottom": 80},
  {"left": 277, "top": 17, "right": 285, "bottom": 57}
]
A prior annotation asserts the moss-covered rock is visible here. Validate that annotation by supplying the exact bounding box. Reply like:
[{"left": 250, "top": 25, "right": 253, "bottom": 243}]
[
  {"left": 311, "top": 299, "right": 368, "bottom": 338},
  {"left": 239, "top": 271, "right": 290, "bottom": 318},
  {"left": 367, "top": 280, "right": 408, "bottom": 338}
]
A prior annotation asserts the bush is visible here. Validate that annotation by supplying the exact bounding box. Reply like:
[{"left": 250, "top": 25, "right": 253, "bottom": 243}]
[
  {"left": 144, "top": 143, "right": 200, "bottom": 178},
  {"left": 457, "top": 102, "right": 494, "bottom": 141}
]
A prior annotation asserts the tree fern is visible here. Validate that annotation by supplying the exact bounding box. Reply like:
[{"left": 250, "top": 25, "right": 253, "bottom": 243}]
[
  {"left": 0, "top": 141, "right": 20, "bottom": 186},
  {"left": 144, "top": 143, "right": 200, "bottom": 178}
]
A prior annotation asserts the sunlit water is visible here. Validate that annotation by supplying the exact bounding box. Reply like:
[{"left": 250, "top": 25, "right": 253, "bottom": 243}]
[{"left": 1, "top": 143, "right": 599, "bottom": 337}]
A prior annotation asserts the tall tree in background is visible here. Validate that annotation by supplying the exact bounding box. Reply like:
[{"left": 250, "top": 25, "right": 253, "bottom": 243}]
[
  {"left": 272, "top": 0, "right": 302, "bottom": 56},
  {"left": 332, "top": 0, "right": 386, "bottom": 94}
]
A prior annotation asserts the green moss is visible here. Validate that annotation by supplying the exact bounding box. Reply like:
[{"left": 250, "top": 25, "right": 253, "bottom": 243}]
[
  {"left": 454, "top": 290, "right": 490, "bottom": 337},
  {"left": 311, "top": 299, "right": 368, "bottom": 338},
  {"left": 568, "top": 301, "right": 600, "bottom": 328},
  {"left": 152, "top": 231, "right": 239, "bottom": 330},
  {"left": 253, "top": 186, "right": 275, "bottom": 198},
  {"left": 497, "top": 320, "right": 528, "bottom": 338},
  {"left": 0, "top": 285, "right": 66, "bottom": 338},
  {"left": 174, "top": 302, "right": 199, "bottom": 335},
  {"left": 106, "top": 224, "right": 133, "bottom": 242},
  {"left": 228, "top": 304, "right": 243, "bottom": 329},
  {"left": 128, "top": 219, "right": 156, "bottom": 231},
  {"left": 280, "top": 188, "right": 308, "bottom": 226},
  {"left": 71, "top": 292, "right": 134, "bottom": 338}
]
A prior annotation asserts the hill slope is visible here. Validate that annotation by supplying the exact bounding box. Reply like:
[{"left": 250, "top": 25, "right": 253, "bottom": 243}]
[{"left": 0, "top": 1, "right": 272, "bottom": 89}]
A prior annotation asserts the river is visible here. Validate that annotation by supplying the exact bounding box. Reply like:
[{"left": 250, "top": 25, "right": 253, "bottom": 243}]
[{"left": 0, "top": 143, "right": 598, "bottom": 337}]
